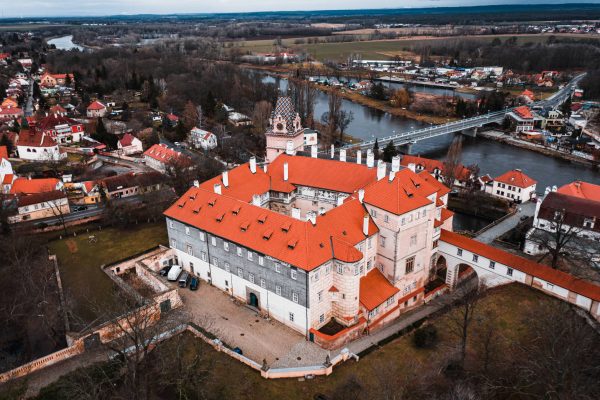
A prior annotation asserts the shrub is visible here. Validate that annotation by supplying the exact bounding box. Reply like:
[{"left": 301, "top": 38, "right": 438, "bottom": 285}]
[{"left": 412, "top": 324, "right": 438, "bottom": 349}]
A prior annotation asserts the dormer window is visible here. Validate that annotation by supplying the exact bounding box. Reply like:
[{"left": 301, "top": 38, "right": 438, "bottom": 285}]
[
  {"left": 281, "top": 222, "right": 291, "bottom": 232},
  {"left": 189, "top": 193, "right": 196, "bottom": 200},
  {"left": 216, "top": 213, "right": 225, "bottom": 222},
  {"left": 258, "top": 213, "right": 267, "bottom": 224},
  {"left": 192, "top": 206, "right": 201, "bottom": 214},
  {"left": 263, "top": 229, "right": 273, "bottom": 240},
  {"left": 177, "top": 201, "right": 186, "bottom": 208},
  {"left": 232, "top": 205, "right": 241, "bottom": 215},
  {"left": 208, "top": 198, "right": 217, "bottom": 207},
  {"left": 240, "top": 221, "right": 250, "bottom": 232},
  {"left": 287, "top": 239, "right": 298, "bottom": 249}
]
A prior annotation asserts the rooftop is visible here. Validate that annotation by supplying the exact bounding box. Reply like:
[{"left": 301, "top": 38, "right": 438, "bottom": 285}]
[
  {"left": 495, "top": 169, "right": 537, "bottom": 188},
  {"left": 557, "top": 181, "right": 600, "bottom": 201}
]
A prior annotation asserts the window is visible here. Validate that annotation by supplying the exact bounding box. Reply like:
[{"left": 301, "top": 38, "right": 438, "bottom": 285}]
[
  {"left": 200, "top": 252, "right": 207, "bottom": 261},
  {"left": 190, "top": 262, "right": 194, "bottom": 273},
  {"left": 314, "top": 271, "right": 320, "bottom": 281},
  {"left": 275, "top": 264, "right": 281, "bottom": 273},
  {"left": 211, "top": 237, "right": 216, "bottom": 247},
  {"left": 186, "top": 244, "right": 193, "bottom": 256},
  {"left": 199, "top": 231, "right": 206, "bottom": 241},
  {"left": 337, "top": 265, "right": 344, "bottom": 275},
  {"left": 367, "top": 260, "right": 372, "bottom": 270},
  {"left": 368, "top": 237, "right": 373, "bottom": 249},
  {"left": 405, "top": 256, "right": 415, "bottom": 274},
  {"left": 289, "top": 312, "right": 295, "bottom": 322},
  {"left": 291, "top": 269, "right": 297, "bottom": 280},
  {"left": 225, "top": 262, "right": 230, "bottom": 272},
  {"left": 472, "top": 254, "right": 479, "bottom": 263},
  {"left": 384, "top": 214, "right": 389, "bottom": 223},
  {"left": 185, "top": 226, "right": 190, "bottom": 235},
  {"left": 249, "top": 273, "right": 255, "bottom": 284},
  {"left": 319, "top": 314, "right": 325, "bottom": 323},
  {"left": 410, "top": 235, "right": 417, "bottom": 246},
  {"left": 237, "top": 247, "right": 242, "bottom": 257},
  {"left": 292, "top": 292, "right": 299, "bottom": 303},
  {"left": 370, "top": 209, "right": 377, "bottom": 218},
  {"left": 223, "top": 242, "right": 229, "bottom": 251},
  {"left": 354, "top": 264, "right": 360, "bottom": 275},
  {"left": 507, "top": 268, "right": 513, "bottom": 277},
  {"left": 276, "top": 285, "right": 282, "bottom": 295},
  {"left": 457, "top": 249, "right": 463, "bottom": 256},
  {"left": 325, "top": 265, "right": 331, "bottom": 274},
  {"left": 212, "top": 257, "right": 218, "bottom": 267},
  {"left": 169, "top": 220, "right": 174, "bottom": 229},
  {"left": 433, "top": 240, "right": 439, "bottom": 248},
  {"left": 489, "top": 261, "right": 495, "bottom": 269},
  {"left": 386, "top": 295, "right": 395, "bottom": 307},
  {"left": 260, "top": 278, "right": 266, "bottom": 288},
  {"left": 318, "top": 291, "right": 323, "bottom": 302},
  {"left": 237, "top": 268, "right": 243, "bottom": 277},
  {"left": 380, "top": 236, "right": 386, "bottom": 248},
  {"left": 171, "top": 239, "right": 176, "bottom": 248},
  {"left": 247, "top": 251, "right": 253, "bottom": 261}
]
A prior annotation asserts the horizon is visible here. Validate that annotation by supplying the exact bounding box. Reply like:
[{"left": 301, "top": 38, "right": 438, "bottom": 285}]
[{"left": 1, "top": 1, "right": 598, "bottom": 19}]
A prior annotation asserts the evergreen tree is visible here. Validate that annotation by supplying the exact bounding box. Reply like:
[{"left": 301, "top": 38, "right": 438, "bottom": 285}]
[
  {"left": 373, "top": 138, "right": 380, "bottom": 160},
  {"left": 203, "top": 90, "right": 217, "bottom": 117},
  {"left": 0, "top": 134, "right": 14, "bottom": 155},
  {"left": 382, "top": 140, "right": 398, "bottom": 163}
]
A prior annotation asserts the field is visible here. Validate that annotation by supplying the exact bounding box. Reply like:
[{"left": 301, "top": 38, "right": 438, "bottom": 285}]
[
  {"left": 47, "top": 222, "right": 168, "bottom": 327},
  {"left": 236, "top": 33, "right": 600, "bottom": 61}
]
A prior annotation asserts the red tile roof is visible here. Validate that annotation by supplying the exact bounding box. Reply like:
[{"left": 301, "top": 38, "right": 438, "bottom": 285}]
[
  {"left": 87, "top": 101, "right": 106, "bottom": 111},
  {"left": 119, "top": 133, "right": 137, "bottom": 147},
  {"left": 440, "top": 230, "right": 600, "bottom": 302},
  {"left": 164, "top": 187, "right": 377, "bottom": 271},
  {"left": 0, "top": 145, "right": 8, "bottom": 160},
  {"left": 495, "top": 169, "right": 537, "bottom": 188},
  {"left": 359, "top": 269, "right": 399, "bottom": 311},
  {"left": 402, "top": 155, "right": 470, "bottom": 181},
  {"left": 37, "top": 113, "right": 79, "bottom": 132},
  {"left": 2, "top": 174, "right": 13, "bottom": 185},
  {"left": 10, "top": 177, "right": 60, "bottom": 194},
  {"left": 17, "top": 129, "right": 56, "bottom": 147},
  {"left": 418, "top": 170, "right": 451, "bottom": 197},
  {"left": 521, "top": 89, "right": 535, "bottom": 100},
  {"left": 557, "top": 181, "right": 600, "bottom": 202},
  {"left": 17, "top": 190, "right": 66, "bottom": 207},
  {"left": 513, "top": 106, "right": 533, "bottom": 120},
  {"left": 201, "top": 163, "right": 271, "bottom": 203},
  {"left": 143, "top": 144, "right": 191, "bottom": 166}
]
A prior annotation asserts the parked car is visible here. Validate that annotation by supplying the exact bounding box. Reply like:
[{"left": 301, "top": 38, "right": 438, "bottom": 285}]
[
  {"left": 189, "top": 277, "right": 199, "bottom": 291},
  {"left": 73, "top": 205, "right": 88, "bottom": 212},
  {"left": 159, "top": 265, "right": 172, "bottom": 276},
  {"left": 233, "top": 347, "right": 243, "bottom": 355},
  {"left": 178, "top": 271, "right": 190, "bottom": 288},
  {"left": 167, "top": 265, "right": 182, "bottom": 281}
]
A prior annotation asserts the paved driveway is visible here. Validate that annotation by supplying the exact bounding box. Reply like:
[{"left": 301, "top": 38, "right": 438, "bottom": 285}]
[
  {"left": 178, "top": 283, "right": 327, "bottom": 368},
  {"left": 475, "top": 201, "right": 536, "bottom": 244}
]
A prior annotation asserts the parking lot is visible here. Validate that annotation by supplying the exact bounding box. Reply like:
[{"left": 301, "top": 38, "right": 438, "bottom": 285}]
[{"left": 175, "top": 281, "right": 328, "bottom": 368}]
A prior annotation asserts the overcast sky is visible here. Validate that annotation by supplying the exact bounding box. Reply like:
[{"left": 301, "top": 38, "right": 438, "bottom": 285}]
[{"left": 1, "top": 0, "right": 595, "bottom": 18}]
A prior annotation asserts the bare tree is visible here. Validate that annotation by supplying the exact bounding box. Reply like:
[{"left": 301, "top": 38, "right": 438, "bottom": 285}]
[
  {"left": 442, "top": 136, "right": 464, "bottom": 188},
  {"left": 320, "top": 88, "right": 343, "bottom": 142},
  {"left": 252, "top": 100, "right": 272, "bottom": 134},
  {"left": 338, "top": 110, "right": 354, "bottom": 144},
  {"left": 529, "top": 209, "right": 580, "bottom": 269}
]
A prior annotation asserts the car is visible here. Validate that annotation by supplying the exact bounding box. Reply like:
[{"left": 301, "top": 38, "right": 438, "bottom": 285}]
[
  {"left": 520, "top": 215, "right": 529, "bottom": 221},
  {"left": 73, "top": 205, "right": 88, "bottom": 212},
  {"left": 233, "top": 347, "right": 243, "bottom": 355},
  {"left": 189, "top": 277, "right": 199, "bottom": 291},
  {"left": 159, "top": 265, "right": 172, "bottom": 276},
  {"left": 174, "top": 141, "right": 181, "bottom": 146}
]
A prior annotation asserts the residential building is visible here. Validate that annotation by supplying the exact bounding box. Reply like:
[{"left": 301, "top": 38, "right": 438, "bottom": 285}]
[
  {"left": 228, "top": 112, "right": 252, "bottom": 127},
  {"left": 506, "top": 106, "right": 535, "bottom": 133},
  {"left": 117, "top": 133, "right": 143, "bottom": 155},
  {"left": 8, "top": 191, "right": 70, "bottom": 223},
  {"left": 303, "top": 129, "right": 318, "bottom": 147},
  {"left": 164, "top": 152, "right": 453, "bottom": 339},
  {"left": 86, "top": 101, "right": 108, "bottom": 118},
  {"left": 16, "top": 129, "right": 65, "bottom": 161},
  {"left": 0, "top": 106, "right": 24, "bottom": 122},
  {"left": 35, "top": 113, "right": 85, "bottom": 143},
  {"left": 265, "top": 96, "right": 306, "bottom": 163},
  {"left": 10, "top": 177, "right": 63, "bottom": 195},
  {"left": 189, "top": 128, "right": 217, "bottom": 150},
  {"left": 101, "top": 172, "right": 166, "bottom": 199},
  {"left": 0, "top": 146, "right": 13, "bottom": 193},
  {"left": 400, "top": 155, "right": 472, "bottom": 188},
  {"left": 143, "top": 143, "right": 192, "bottom": 173},
  {"left": 491, "top": 169, "right": 537, "bottom": 203},
  {"left": 39, "top": 72, "right": 74, "bottom": 88}
]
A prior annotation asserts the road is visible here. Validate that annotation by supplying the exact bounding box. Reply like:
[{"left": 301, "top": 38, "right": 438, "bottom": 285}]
[
  {"left": 475, "top": 201, "right": 537, "bottom": 244},
  {"left": 24, "top": 78, "right": 35, "bottom": 117}
]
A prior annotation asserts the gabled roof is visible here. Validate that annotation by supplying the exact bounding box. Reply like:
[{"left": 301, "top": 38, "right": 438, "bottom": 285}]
[
  {"left": 440, "top": 230, "right": 600, "bottom": 302},
  {"left": 401, "top": 155, "right": 470, "bottom": 181},
  {"left": 17, "top": 190, "right": 66, "bottom": 207},
  {"left": 164, "top": 187, "right": 377, "bottom": 271},
  {"left": 49, "top": 105, "right": 67, "bottom": 114},
  {"left": 17, "top": 129, "right": 56, "bottom": 148},
  {"left": 495, "top": 169, "right": 537, "bottom": 188},
  {"left": 37, "top": 113, "right": 78, "bottom": 131},
  {"left": 119, "top": 133, "right": 138, "bottom": 147},
  {"left": 417, "top": 170, "right": 451, "bottom": 197},
  {"left": 362, "top": 168, "right": 435, "bottom": 215},
  {"left": 557, "top": 181, "right": 600, "bottom": 202},
  {"left": 143, "top": 144, "right": 191, "bottom": 166},
  {"left": 513, "top": 106, "right": 534, "bottom": 120},
  {"left": 102, "top": 172, "right": 164, "bottom": 192},
  {"left": 10, "top": 177, "right": 60, "bottom": 194},
  {"left": 87, "top": 101, "right": 106, "bottom": 111},
  {"left": 359, "top": 268, "right": 399, "bottom": 311}
]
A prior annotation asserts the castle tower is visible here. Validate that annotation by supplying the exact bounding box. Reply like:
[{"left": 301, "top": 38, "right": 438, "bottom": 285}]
[{"left": 265, "top": 96, "right": 305, "bottom": 164}]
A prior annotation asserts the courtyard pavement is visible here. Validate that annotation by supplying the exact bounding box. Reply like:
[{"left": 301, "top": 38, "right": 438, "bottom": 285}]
[{"left": 475, "top": 201, "right": 536, "bottom": 244}]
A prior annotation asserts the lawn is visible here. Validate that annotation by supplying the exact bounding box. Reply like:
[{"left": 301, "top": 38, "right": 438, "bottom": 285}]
[{"left": 47, "top": 222, "right": 168, "bottom": 328}]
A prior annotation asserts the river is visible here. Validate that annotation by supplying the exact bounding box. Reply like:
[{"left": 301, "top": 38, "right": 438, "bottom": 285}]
[
  {"left": 47, "top": 35, "right": 84, "bottom": 51},
  {"left": 261, "top": 74, "right": 600, "bottom": 231}
]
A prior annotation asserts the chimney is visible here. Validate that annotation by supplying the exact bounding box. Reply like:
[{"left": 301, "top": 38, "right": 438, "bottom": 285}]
[
  {"left": 311, "top": 145, "right": 317, "bottom": 158},
  {"left": 377, "top": 160, "right": 386, "bottom": 181},
  {"left": 213, "top": 183, "right": 222, "bottom": 195},
  {"left": 319, "top": 207, "right": 326, "bottom": 215},
  {"left": 340, "top": 149, "right": 346, "bottom": 162},
  {"left": 222, "top": 171, "right": 229, "bottom": 187},
  {"left": 407, "top": 163, "right": 416, "bottom": 173},
  {"left": 283, "top": 162, "right": 289, "bottom": 181},
  {"left": 366, "top": 150, "right": 374, "bottom": 168},
  {"left": 363, "top": 213, "right": 369, "bottom": 236},
  {"left": 285, "top": 141, "right": 294, "bottom": 155},
  {"left": 337, "top": 197, "right": 344, "bottom": 206},
  {"left": 291, "top": 207, "right": 301, "bottom": 220},
  {"left": 330, "top": 144, "right": 335, "bottom": 159},
  {"left": 306, "top": 211, "right": 317, "bottom": 226},
  {"left": 356, "top": 150, "right": 362, "bottom": 165},
  {"left": 358, "top": 188, "right": 365, "bottom": 203},
  {"left": 391, "top": 155, "right": 400, "bottom": 172},
  {"left": 389, "top": 170, "right": 396, "bottom": 182},
  {"left": 193, "top": 180, "right": 200, "bottom": 188},
  {"left": 263, "top": 164, "right": 268, "bottom": 173},
  {"left": 249, "top": 157, "right": 257, "bottom": 174},
  {"left": 252, "top": 194, "right": 261, "bottom": 206}
]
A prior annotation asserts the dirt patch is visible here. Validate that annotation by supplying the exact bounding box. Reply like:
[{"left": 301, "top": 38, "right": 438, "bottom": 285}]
[{"left": 65, "top": 239, "right": 78, "bottom": 253}]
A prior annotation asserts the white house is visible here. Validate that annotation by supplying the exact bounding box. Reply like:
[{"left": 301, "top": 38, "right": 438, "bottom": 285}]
[
  {"left": 506, "top": 106, "right": 535, "bottom": 133},
  {"left": 0, "top": 145, "right": 13, "bottom": 193},
  {"left": 143, "top": 144, "right": 192, "bottom": 173},
  {"left": 189, "top": 128, "right": 217, "bottom": 150},
  {"left": 491, "top": 169, "right": 537, "bottom": 203},
  {"left": 117, "top": 133, "right": 143, "bottom": 155},
  {"left": 87, "top": 101, "right": 108, "bottom": 118},
  {"left": 303, "top": 129, "right": 318, "bottom": 147},
  {"left": 16, "top": 129, "right": 65, "bottom": 161},
  {"left": 8, "top": 191, "right": 70, "bottom": 223}
]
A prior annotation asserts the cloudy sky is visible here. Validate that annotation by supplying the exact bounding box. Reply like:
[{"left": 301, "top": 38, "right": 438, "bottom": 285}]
[{"left": 1, "top": 0, "right": 595, "bottom": 18}]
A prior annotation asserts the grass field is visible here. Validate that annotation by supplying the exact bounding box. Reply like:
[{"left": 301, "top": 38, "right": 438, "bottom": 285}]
[
  {"left": 236, "top": 33, "right": 600, "bottom": 61},
  {"left": 47, "top": 222, "right": 168, "bottom": 327}
]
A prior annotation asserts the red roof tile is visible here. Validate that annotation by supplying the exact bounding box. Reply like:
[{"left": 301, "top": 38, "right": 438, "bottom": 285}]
[
  {"left": 0, "top": 145, "right": 8, "bottom": 160},
  {"left": 557, "top": 181, "right": 600, "bottom": 201},
  {"left": 440, "top": 230, "right": 600, "bottom": 302},
  {"left": 17, "top": 129, "right": 56, "bottom": 147},
  {"left": 143, "top": 144, "right": 191, "bottom": 166},
  {"left": 359, "top": 269, "right": 399, "bottom": 311},
  {"left": 17, "top": 190, "right": 66, "bottom": 207},
  {"left": 2, "top": 174, "right": 13, "bottom": 184},
  {"left": 119, "top": 133, "right": 137, "bottom": 147},
  {"left": 10, "top": 177, "right": 60, "bottom": 194},
  {"left": 513, "top": 106, "right": 533, "bottom": 119},
  {"left": 402, "top": 155, "right": 470, "bottom": 181},
  {"left": 495, "top": 169, "right": 537, "bottom": 188},
  {"left": 87, "top": 101, "right": 106, "bottom": 111}
]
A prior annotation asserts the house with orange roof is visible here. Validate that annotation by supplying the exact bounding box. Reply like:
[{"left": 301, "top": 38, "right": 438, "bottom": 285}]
[
  {"left": 1, "top": 98, "right": 18, "bottom": 108},
  {"left": 143, "top": 143, "right": 192, "bottom": 173},
  {"left": 400, "top": 154, "right": 473, "bottom": 188},
  {"left": 16, "top": 128, "right": 65, "bottom": 161},
  {"left": 0, "top": 145, "right": 13, "bottom": 193},
  {"left": 491, "top": 169, "right": 537, "bottom": 203},
  {"left": 10, "top": 177, "right": 63, "bottom": 195},
  {"left": 165, "top": 148, "right": 451, "bottom": 341},
  {"left": 86, "top": 101, "right": 108, "bottom": 118},
  {"left": 39, "top": 72, "right": 74, "bottom": 88},
  {"left": 506, "top": 105, "right": 535, "bottom": 133},
  {"left": 0, "top": 106, "right": 24, "bottom": 121},
  {"left": 117, "top": 133, "right": 143, "bottom": 155},
  {"left": 190, "top": 127, "right": 217, "bottom": 151},
  {"left": 36, "top": 112, "right": 85, "bottom": 144},
  {"left": 519, "top": 89, "right": 535, "bottom": 103}
]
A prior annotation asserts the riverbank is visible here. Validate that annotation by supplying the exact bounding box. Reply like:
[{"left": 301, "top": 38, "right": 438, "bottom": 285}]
[
  {"left": 244, "top": 65, "right": 457, "bottom": 125},
  {"left": 479, "top": 129, "right": 598, "bottom": 168}
]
